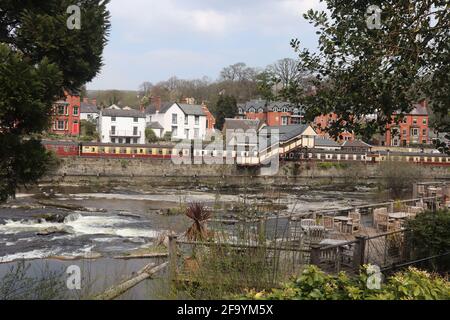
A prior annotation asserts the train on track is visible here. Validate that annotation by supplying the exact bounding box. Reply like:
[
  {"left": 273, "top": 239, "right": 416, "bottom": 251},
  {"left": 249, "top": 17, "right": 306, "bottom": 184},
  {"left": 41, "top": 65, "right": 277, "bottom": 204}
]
[{"left": 42, "top": 140, "right": 450, "bottom": 166}]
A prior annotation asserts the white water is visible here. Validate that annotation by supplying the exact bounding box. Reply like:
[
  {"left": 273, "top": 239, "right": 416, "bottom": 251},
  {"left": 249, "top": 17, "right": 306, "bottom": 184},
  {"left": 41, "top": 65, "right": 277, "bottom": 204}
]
[
  {"left": 0, "top": 214, "right": 162, "bottom": 239},
  {"left": 69, "top": 192, "right": 237, "bottom": 202}
]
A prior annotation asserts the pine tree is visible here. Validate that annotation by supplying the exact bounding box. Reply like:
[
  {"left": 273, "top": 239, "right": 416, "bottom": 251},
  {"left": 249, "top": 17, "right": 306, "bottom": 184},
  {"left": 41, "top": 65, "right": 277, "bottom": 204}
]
[{"left": 0, "top": 1, "right": 110, "bottom": 201}]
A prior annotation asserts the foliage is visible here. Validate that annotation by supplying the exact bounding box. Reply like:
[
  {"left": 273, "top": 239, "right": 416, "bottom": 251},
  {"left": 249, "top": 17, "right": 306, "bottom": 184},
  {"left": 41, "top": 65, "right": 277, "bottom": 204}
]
[
  {"left": 145, "top": 128, "right": 158, "bottom": 143},
  {"left": 241, "top": 265, "right": 450, "bottom": 300},
  {"left": 80, "top": 119, "right": 97, "bottom": 137},
  {"left": 288, "top": 1, "right": 449, "bottom": 146},
  {"left": 184, "top": 202, "right": 212, "bottom": 241},
  {"left": 405, "top": 210, "right": 450, "bottom": 272},
  {"left": 214, "top": 95, "right": 238, "bottom": 130},
  {"left": 0, "top": 1, "right": 110, "bottom": 201},
  {"left": 0, "top": 261, "right": 67, "bottom": 300}
]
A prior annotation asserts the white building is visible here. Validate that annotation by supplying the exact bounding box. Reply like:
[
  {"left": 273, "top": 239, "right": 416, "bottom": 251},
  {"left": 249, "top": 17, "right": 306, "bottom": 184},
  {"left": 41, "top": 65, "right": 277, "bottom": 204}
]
[
  {"left": 98, "top": 108, "right": 146, "bottom": 144},
  {"left": 146, "top": 103, "right": 207, "bottom": 140},
  {"left": 80, "top": 103, "right": 99, "bottom": 123}
]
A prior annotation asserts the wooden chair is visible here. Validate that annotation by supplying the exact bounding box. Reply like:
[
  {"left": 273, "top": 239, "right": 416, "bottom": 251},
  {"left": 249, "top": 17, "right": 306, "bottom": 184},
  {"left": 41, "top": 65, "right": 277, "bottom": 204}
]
[
  {"left": 300, "top": 219, "right": 316, "bottom": 231},
  {"left": 347, "top": 211, "right": 361, "bottom": 234},
  {"left": 376, "top": 213, "right": 394, "bottom": 232},
  {"left": 322, "top": 216, "right": 335, "bottom": 231},
  {"left": 373, "top": 208, "right": 388, "bottom": 228}
]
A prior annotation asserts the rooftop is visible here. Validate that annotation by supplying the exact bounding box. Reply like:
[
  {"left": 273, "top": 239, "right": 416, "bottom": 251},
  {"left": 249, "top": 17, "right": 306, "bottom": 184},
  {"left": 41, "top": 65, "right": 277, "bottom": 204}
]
[
  {"left": 80, "top": 103, "right": 99, "bottom": 114},
  {"left": 315, "top": 137, "right": 341, "bottom": 147},
  {"left": 102, "top": 109, "right": 145, "bottom": 118}
]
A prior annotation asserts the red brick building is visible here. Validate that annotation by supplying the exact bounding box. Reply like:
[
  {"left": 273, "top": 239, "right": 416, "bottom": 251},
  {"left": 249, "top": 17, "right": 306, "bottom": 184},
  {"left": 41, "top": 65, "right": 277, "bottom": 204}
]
[
  {"left": 314, "top": 113, "right": 355, "bottom": 142},
  {"left": 237, "top": 100, "right": 304, "bottom": 126},
  {"left": 383, "top": 100, "right": 429, "bottom": 147},
  {"left": 50, "top": 92, "right": 81, "bottom": 136}
]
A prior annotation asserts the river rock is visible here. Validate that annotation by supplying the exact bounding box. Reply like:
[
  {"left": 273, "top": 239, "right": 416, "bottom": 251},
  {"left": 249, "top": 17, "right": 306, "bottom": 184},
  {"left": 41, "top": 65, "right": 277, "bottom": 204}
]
[{"left": 36, "top": 227, "right": 68, "bottom": 236}]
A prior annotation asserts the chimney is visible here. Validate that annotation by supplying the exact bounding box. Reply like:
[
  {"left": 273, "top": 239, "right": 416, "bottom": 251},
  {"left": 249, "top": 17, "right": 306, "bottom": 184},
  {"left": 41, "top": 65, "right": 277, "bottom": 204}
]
[
  {"left": 418, "top": 98, "right": 428, "bottom": 109},
  {"left": 83, "top": 97, "right": 89, "bottom": 104},
  {"left": 152, "top": 96, "right": 162, "bottom": 111},
  {"left": 91, "top": 99, "right": 97, "bottom": 106}
]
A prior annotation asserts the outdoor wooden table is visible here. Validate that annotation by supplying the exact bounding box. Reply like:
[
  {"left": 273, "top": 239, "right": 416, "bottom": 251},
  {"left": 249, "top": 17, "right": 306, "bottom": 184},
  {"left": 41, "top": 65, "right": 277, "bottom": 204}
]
[
  {"left": 389, "top": 212, "right": 410, "bottom": 220},
  {"left": 319, "top": 239, "right": 348, "bottom": 246},
  {"left": 333, "top": 216, "right": 352, "bottom": 233}
]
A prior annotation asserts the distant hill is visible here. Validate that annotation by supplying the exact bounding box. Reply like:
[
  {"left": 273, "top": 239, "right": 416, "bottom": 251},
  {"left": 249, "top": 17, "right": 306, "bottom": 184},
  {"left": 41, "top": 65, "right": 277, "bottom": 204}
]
[{"left": 87, "top": 90, "right": 140, "bottom": 109}]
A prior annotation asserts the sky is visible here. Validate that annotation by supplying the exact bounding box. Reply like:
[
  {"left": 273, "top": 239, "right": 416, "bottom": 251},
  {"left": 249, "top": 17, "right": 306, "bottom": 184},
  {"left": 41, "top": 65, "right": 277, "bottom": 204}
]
[{"left": 88, "top": 0, "right": 324, "bottom": 90}]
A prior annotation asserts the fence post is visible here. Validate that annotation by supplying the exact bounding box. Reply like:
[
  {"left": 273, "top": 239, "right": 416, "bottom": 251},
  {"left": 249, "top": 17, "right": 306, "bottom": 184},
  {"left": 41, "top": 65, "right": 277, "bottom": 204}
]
[
  {"left": 257, "top": 218, "right": 266, "bottom": 244},
  {"left": 310, "top": 244, "right": 321, "bottom": 265},
  {"left": 168, "top": 235, "right": 178, "bottom": 283},
  {"left": 353, "top": 236, "right": 366, "bottom": 270}
]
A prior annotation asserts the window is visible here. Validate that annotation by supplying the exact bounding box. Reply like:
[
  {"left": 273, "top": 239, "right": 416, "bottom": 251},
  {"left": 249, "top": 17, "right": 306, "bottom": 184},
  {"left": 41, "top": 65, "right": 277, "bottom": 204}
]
[
  {"left": 413, "top": 118, "right": 417, "bottom": 125},
  {"left": 412, "top": 128, "right": 419, "bottom": 136},
  {"left": 73, "top": 106, "right": 79, "bottom": 115},
  {"left": 111, "top": 126, "right": 116, "bottom": 135},
  {"left": 281, "top": 116, "right": 289, "bottom": 126},
  {"left": 57, "top": 105, "right": 66, "bottom": 115},
  {"left": 133, "top": 138, "right": 138, "bottom": 144},
  {"left": 126, "top": 138, "right": 131, "bottom": 144},
  {"left": 57, "top": 120, "right": 65, "bottom": 130},
  {"left": 133, "top": 127, "right": 138, "bottom": 136},
  {"left": 422, "top": 129, "right": 427, "bottom": 136},
  {"left": 111, "top": 117, "right": 116, "bottom": 122},
  {"left": 184, "top": 129, "right": 189, "bottom": 138},
  {"left": 172, "top": 114, "right": 177, "bottom": 124},
  {"left": 119, "top": 138, "right": 123, "bottom": 144},
  {"left": 111, "top": 138, "right": 116, "bottom": 143},
  {"left": 423, "top": 119, "right": 427, "bottom": 125},
  {"left": 194, "top": 128, "right": 199, "bottom": 139},
  {"left": 133, "top": 117, "right": 138, "bottom": 122},
  {"left": 195, "top": 116, "right": 199, "bottom": 125},
  {"left": 172, "top": 126, "right": 178, "bottom": 136},
  {"left": 402, "top": 129, "right": 407, "bottom": 136},
  {"left": 185, "top": 117, "right": 188, "bottom": 125}
]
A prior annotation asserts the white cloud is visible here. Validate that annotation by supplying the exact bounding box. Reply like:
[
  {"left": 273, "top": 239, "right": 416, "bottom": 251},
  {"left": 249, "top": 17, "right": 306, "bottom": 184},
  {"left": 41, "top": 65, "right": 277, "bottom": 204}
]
[{"left": 89, "top": 0, "right": 325, "bottom": 89}]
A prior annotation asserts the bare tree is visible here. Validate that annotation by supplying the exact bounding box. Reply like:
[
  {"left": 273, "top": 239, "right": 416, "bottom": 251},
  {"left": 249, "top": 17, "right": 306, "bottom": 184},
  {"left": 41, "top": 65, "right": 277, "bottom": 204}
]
[
  {"left": 139, "top": 81, "right": 153, "bottom": 96},
  {"left": 220, "top": 62, "right": 258, "bottom": 82},
  {"left": 267, "top": 58, "right": 302, "bottom": 88}
]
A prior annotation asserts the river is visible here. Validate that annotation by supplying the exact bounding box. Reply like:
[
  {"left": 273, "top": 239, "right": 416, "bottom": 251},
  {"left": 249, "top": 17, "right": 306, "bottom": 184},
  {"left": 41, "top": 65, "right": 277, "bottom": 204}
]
[{"left": 0, "top": 182, "right": 384, "bottom": 299}]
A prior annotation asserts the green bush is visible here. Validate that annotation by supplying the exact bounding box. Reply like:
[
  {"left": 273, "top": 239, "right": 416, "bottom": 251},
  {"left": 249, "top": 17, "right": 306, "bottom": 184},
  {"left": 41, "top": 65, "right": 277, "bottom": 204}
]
[
  {"left": 405, "top": 209, "right": 450, "bottom": 272},
  {"left": 240, "top": 265, "right": 450, "bottom": 300},
  {"left": 145, "top": 128, "right": 158, "bottom": 143}
]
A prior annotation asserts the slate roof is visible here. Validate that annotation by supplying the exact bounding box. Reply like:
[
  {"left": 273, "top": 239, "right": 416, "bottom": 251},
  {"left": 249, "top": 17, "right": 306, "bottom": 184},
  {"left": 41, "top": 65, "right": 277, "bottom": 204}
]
[
  {"left": 178, "top": 104, "right": 206, "bottom": 116},
  {"left": 224, "top": 118, "right": 262, "bottom": 131},
  {"left": 147, "top": 122, "right": 164, "bottom": 130},
  {"left": 237, "top": 100, "right": 305, "bottom": 115},
  {"left": 315, "top": 137, "right": 341, "bottom": 148},
  {"left": 80, "top": 103, "right": 99, "bottom": 114},
  {"left": 409, "top": 104, "right": 429, "bottom": 116},
  {"left": 102, "top": 109, "right": 145, "bottom": 118},
  {"left": 265, "top": 124, "right": 311, "bottom": 142}
]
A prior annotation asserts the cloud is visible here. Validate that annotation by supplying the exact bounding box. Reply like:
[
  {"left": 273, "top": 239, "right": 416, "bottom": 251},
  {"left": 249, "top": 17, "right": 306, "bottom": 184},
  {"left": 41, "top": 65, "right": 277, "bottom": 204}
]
[{"left": 89, "top": 0, "right": 325, "bottom": 89}]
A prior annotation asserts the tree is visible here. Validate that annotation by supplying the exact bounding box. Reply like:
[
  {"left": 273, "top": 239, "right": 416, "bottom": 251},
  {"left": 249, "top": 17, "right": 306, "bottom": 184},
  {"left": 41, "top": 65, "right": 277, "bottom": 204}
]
[
  {"left": 256, "top": 71, "right": 276, "bottom": 101},
  {"left": 0, "top": 1, "right": 110, "bottom": 201},
  {"left": 289, "top": 1, "right": 449, "bottom": 145},
  {"left": 267, "top": 58, "right": 302, "bottom": 89},
  {"left": 219, "top": 63, "right": 255, "bottom": 82},
  {"left": 214, "top": 95, "right": 238, "bottom": 130},
  {"left": 145, "top": 128, "right": 158, "bottom": 143},
  {"left": 80, "top": 120, "right": 97, "bottom": 137},
  {"left": 405, "top": 209, "right": 450, "bottom": 272}
]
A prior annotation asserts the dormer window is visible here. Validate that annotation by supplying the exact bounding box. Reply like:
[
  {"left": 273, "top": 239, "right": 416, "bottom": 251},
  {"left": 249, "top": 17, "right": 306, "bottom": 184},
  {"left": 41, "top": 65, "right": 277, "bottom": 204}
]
[
  {"left": 248, "top": 108, "right": 256, "bottom": 113},
  {"left": 258, "top": 108, "right": 264, "bottom": 113}
]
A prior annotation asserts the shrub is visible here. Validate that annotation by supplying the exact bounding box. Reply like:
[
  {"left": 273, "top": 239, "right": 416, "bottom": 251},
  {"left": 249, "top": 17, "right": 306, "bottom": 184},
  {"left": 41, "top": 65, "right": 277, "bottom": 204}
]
[
  {"left": 240, "top": 265, "right": 450, "bottom": 300},
  {"left": 405, "top": 209, "right": 450, "bottom": 272}
]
